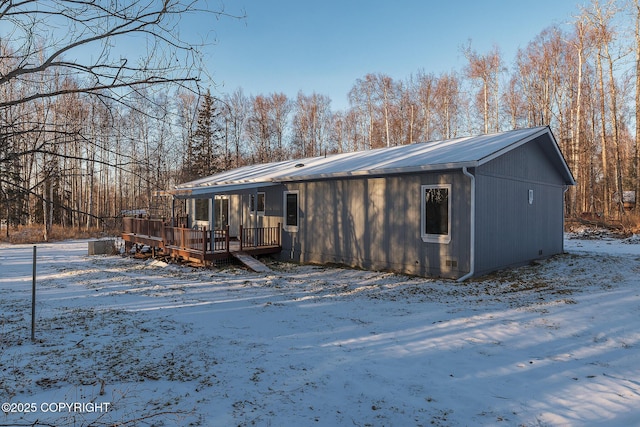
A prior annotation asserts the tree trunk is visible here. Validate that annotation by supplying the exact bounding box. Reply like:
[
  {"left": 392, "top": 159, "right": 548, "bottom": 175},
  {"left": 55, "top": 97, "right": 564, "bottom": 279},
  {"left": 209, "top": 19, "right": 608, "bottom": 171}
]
[
  {"left": 597, "top": 52, "right": 610, "bottom": 218},
  {"left": 605, "top": 45, "right": 625, "bottom": 219},
  {"left": 633, "top": 0, "right": 640, "bottom": 213},
  {"left": 42, "top": 185, "right": 48, "bottom": 242}
]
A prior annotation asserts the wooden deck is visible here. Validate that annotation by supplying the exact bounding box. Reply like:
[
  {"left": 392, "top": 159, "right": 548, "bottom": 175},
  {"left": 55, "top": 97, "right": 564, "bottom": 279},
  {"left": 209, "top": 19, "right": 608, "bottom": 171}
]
[{"left": 122, "top": 217, "right": 281, "bottom": 265}]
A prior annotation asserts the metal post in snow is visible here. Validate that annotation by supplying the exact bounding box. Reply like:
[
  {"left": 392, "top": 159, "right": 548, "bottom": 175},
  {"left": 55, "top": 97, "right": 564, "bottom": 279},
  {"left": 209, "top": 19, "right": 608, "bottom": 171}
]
[{"left": 31, "top": 245, "right": 36, "bottom": 342}]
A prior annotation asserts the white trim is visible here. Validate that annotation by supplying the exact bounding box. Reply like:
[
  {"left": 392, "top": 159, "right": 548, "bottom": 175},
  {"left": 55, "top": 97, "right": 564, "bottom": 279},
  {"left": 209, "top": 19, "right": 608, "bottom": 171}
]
[
  {"left": 421, "top": 184, "right": 451, "bottom": 244},
  {"left": 213, "top": 195, "right": 229, "bottom": 230},
  {"left": 283, "top": 190, "right": 299, "bottom": 232},
  {"left": 194, "top": 198, "right": 210, "bottom": 228}
]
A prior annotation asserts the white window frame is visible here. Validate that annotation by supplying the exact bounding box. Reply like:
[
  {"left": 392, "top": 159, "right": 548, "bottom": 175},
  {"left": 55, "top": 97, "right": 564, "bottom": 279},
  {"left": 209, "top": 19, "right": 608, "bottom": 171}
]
[
  {"left": 250, "top": 192, "right": 266, "bottom": 216},
  {"left": 283, "top": 190, "right": 299, "bottom": 232},
  {"left": 421, "top": 184, "right": 451, "bottom": 244},
  {"left": 214, "top": 195, "right": 229, "bottom": 230},
  {"left": 194, "top": 198, "right": 211, "bottom": 228}
]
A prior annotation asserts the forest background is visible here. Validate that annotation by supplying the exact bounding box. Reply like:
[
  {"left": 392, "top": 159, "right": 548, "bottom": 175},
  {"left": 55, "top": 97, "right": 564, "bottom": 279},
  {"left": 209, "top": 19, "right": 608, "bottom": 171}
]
[{"left": 2, "top": 0, "right": 640, "bottom": 241}]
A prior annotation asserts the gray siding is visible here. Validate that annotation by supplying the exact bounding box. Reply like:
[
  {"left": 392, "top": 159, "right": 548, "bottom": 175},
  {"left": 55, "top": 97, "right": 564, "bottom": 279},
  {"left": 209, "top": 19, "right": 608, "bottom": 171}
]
[
  {"left": 180, "top": 131, "right": 571, "bottom": 279},
  {"left": 278, "top": 171, "right": 471, "bottom": 279},
  {"left": 474, "top": 138, "right": 567, "bottom": 275},
  {"left": 240, "top": 185, "right": 285, "bottom": 229},
  {"left": 479, "top": 135, "right": 567, "bottom": 185}
]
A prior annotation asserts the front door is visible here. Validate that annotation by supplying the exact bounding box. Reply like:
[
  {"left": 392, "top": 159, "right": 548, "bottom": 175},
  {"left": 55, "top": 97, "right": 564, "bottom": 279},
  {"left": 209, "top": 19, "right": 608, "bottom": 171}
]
[{"left": 214, "top": 197, "right": 229, "bottom": 229}]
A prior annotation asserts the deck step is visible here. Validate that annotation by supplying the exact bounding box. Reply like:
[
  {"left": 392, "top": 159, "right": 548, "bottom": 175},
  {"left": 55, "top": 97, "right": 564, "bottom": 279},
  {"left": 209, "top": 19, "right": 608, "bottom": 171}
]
[{"left": 232, "top": 251, "right": 272, "bottom": 273}]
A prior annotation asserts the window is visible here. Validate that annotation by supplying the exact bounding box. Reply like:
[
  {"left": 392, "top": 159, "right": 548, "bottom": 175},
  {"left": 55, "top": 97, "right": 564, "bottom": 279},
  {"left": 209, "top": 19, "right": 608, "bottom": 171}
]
[
  {"left": 194, "top": 199, "right": 209, "bottom": 222},
  {"left": 421, "top": 184, "right": 451, "bottom": 243},
  {"left": 284, "top": 191, "right": 299, "bottom": 231},
  {"left": 250, "top": 192, "right": 266, "bottom": 215}
]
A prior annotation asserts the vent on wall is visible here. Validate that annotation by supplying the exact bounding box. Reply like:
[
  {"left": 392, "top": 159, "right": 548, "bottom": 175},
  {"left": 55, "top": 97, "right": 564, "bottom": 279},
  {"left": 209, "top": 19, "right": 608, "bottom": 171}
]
[{"left": 445, "top": 259, "right": 458, "bottom": 268}]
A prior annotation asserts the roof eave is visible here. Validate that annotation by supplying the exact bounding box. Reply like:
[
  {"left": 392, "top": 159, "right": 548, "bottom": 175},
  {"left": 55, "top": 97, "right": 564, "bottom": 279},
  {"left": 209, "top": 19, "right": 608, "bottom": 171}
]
[
  {"left": 275, "top": 161, "right": 479, "bottom": 182},
  {"left": 170, "top": 181, "right": 279, "bottom": 199},
  {"left": 476, "top": 126, "right": 549, "bottom": 166}
]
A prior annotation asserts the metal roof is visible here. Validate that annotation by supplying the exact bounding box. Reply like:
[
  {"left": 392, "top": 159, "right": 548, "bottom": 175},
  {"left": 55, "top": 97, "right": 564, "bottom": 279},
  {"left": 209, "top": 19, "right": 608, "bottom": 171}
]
[{"left": 171, "top": 126, "right": 575, "bottom": 197}]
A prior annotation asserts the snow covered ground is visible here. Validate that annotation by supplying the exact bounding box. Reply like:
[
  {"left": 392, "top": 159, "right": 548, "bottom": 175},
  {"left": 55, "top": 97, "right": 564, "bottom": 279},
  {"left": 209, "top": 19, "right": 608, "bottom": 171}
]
[{"left": 1, "top": 233, "right": 640, "bottom": 426}]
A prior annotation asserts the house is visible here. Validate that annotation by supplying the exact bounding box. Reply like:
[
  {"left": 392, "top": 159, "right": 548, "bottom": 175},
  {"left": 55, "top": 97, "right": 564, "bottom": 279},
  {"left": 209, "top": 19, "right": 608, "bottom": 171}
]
[
  {"left": 126, "top": 126, "right": 575, "bottom": 279},
  {"left": 613, "top": 191, "right": 637, "bottom": 211}
]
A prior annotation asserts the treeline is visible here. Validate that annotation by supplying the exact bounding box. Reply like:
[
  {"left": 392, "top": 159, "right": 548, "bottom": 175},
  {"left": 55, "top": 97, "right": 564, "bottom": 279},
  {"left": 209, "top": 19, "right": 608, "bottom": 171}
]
[{"left": 2, "top": 0, "right": 640, "bottom": 238}]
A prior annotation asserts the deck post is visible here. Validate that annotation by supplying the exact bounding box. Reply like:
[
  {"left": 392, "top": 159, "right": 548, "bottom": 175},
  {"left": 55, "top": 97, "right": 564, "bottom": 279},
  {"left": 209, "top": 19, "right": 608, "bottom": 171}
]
[
  {"left": 225, "top": 225, "right": 230, "bottom": 254},
  {"left": 277, "top": 222, "right": 281, "bottom": 246},
  {"left": 181, "top": 227, "right": 186, "bottom": 251},
  {"left": 202, "top": 226, "right": 207, "bottom": 262},
  {"left": 239, "top": 225, "right": 243, "bottom": 251},
  {"left": 171, "top": 197, "right": 176, "bottom": 227}
]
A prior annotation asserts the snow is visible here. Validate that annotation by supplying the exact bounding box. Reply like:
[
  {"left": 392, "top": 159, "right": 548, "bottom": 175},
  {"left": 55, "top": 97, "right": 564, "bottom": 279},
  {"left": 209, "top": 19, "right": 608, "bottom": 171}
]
[{"left": 1, "top": 234, "right": 640, "bottom": 426}]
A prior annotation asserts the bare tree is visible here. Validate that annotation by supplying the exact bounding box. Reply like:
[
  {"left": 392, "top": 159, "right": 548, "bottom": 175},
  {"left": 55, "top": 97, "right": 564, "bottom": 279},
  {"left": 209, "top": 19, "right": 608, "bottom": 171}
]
[
  {"left": 514, "top": 27, "right": 565, "bottom": 127},
  {"left": 246, "top": 95, "right": 274, "bottom": 163},
  {"left": 0, "top": 1, "right": 241, "bottom": 109},
  {"left": 348, "top": 74, "right": 377, "bottom": 149},
  {"left": 412, "top": 71, "right": 436, "bottom": 142},
  {"left": 0, "top": 1, "right": 243, "bottom": 232},
  {"left": 634, "top": 0, "right": 640, "bottom": 214},
  {"left": 433, "top": 72, "right": 462, "bottom": 140},
  {"left": 502, "top": 75, "right": 526, "bottom": 129},
  {"left": 375, "top": 74, "right": 396, "bottom": 147},
  {"left": 567, "top": 17, "right": 593, "bottom": 216},
  {"left": 463, "top": 43, "right": 503, "bottom": 133},
  {"left": 586, "top": 0, "right": 628, "bottom": 218},
  {"left": 223, "top": 89, "right": 250, "bottom": 169},
  {"left": 292, "top": 92, "right": 332, "bottom": 157},
  {"left": 271, "top": 93, "right": 292, "bottom": 161}
]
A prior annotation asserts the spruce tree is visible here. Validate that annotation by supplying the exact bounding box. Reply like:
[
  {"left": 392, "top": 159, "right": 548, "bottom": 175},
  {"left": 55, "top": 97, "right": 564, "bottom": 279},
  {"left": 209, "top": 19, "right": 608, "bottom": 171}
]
[{"left": 184, "top": 90, "right": 224, "bottom": 181}]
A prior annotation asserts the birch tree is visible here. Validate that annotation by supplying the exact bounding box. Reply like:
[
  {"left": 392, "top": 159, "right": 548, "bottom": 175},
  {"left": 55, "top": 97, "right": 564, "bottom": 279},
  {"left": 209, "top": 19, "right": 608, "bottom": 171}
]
[
  {"left": 292, "top": 92, "right": 332, "bottom": 157},
  {"left": 634, "top": 0, "right": 640, "bottom": 213},
  {"left": 587, "top": 0, "right": 627, "bottom": 217},
  {"left": 463, "top": 44, "right": 503, "bottom": 133},
  {"left": 223, "top": 89, "right": 250, "bottom": 169},
  {"left": 433, "top": 72, "right": 462, "bottom": 139}
]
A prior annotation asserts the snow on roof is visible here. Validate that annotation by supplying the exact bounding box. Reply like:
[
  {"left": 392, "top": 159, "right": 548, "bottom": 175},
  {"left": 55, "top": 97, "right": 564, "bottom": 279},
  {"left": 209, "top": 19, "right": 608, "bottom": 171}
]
[{"left": 173, "top": 126, "right": 574, "bottom": 196}]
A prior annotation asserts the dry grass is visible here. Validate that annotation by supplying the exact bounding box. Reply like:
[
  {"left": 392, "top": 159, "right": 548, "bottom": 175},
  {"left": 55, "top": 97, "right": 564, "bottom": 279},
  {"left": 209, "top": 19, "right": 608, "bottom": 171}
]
[
  {"left": 566, "top": 211, "right": 640, "bottom": 236},
  {"left": 622, "top": 212, "right": 640, "bottom": 234},
  {"left": 0, "top": 224, "right": 119, "bottom": 244}
]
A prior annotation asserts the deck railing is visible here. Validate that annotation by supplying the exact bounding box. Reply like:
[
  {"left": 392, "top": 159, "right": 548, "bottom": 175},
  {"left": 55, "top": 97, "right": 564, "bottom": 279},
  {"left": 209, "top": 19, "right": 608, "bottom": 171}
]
[
  {"left": 239, "top": 223, "right": 281, "bottom": 251},
  {"left": 123, "top": 217, "right": 165, "bottom": 237},
  {"left": 123, "top": 217, "right": 281, "bottom": 255},
  {"left": 164, "top": 226, "right": 229, "bottom": 254}
]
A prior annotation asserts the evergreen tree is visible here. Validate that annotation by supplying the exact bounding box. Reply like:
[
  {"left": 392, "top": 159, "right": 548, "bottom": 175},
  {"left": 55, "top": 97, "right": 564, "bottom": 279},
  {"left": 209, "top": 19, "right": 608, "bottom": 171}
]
[{"left": 184, "top": 90, "right": 225, "bottom": 181}]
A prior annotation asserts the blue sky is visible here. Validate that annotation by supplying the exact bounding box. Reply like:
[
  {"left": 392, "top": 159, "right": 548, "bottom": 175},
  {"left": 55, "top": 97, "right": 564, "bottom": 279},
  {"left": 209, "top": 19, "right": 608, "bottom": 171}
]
[{"left": 196, "top": 1, "right": 584, "bottom": 110}]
